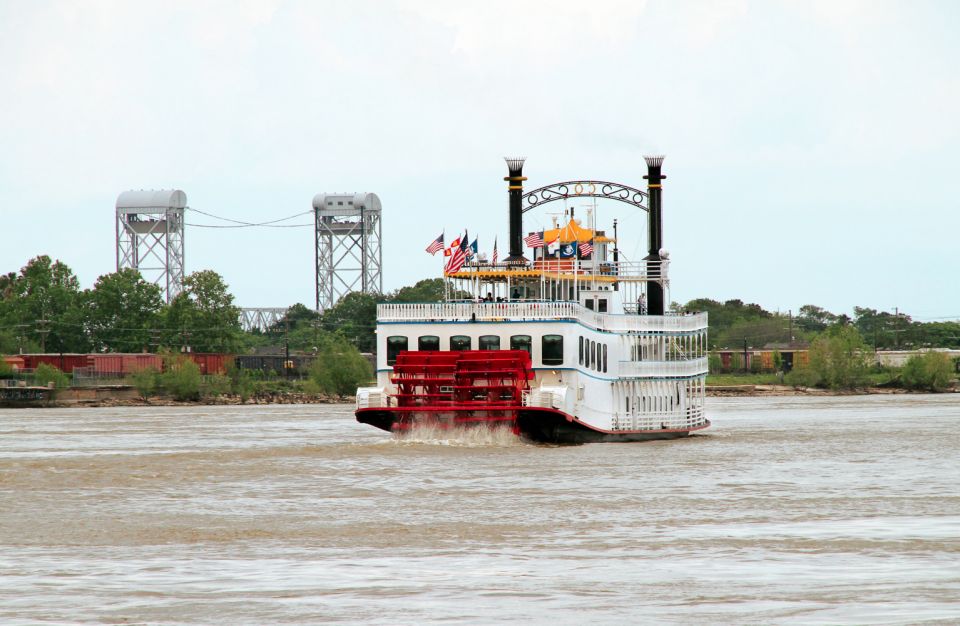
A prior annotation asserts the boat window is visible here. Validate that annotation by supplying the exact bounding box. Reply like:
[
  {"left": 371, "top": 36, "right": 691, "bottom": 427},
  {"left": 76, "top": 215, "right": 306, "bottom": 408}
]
[
  {"left": 579, "top": 336, "right": 584, "bottom": 365},
  {"left": 450, "top": 335, "right": 471, "bottom": 351},
  {"left": 418, "top": 335, "right": 440, "bottom": 351},
  {"left": 479, "top": 335, "right": 501, "bottom": 350},
  {"left": 602, "top": 344, "right": 607, "bottom": 372},
  {"left": 590, "top": 340, "right": 596, "bottom": 369},
  {"left": 542, "top": 335, "right": 564, "bottom": 365},
  {"left": 598, "top": 299, "right": 608, "bottom": 313},
  {"left": 386, "top": 336, "right": 408, "bottom": 366},
  {"left": 510, "top": 335, "right": 532, "bottom": 355},
  {"left": 585, "top": 299, "right": 594, "bottom": 311}
]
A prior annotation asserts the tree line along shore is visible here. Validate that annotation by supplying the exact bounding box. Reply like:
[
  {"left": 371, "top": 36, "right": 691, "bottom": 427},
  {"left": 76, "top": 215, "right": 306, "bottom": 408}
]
[{"left": 2, "top": 254, "right": 958, "bottom": 408}]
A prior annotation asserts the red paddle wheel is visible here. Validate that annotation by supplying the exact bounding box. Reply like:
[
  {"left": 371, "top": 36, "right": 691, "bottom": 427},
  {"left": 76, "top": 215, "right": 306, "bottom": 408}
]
[{"left": 356, "top": 350, "right": 534, "bottom": 433}]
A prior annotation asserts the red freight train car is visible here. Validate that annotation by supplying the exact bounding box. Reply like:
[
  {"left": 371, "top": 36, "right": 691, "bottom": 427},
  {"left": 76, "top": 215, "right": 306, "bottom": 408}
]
[
  {"left": 20, "top": 354, "right": 91, "bottom": 373},
  {"left": 186, "top": 353, "right": 231, "bottom": 375},
  {"left": 88, "top": 354, "right": 164, "bottom": 376}
]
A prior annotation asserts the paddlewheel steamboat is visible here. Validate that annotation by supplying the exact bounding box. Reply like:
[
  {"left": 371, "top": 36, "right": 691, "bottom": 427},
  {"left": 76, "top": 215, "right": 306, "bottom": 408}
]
[{"left": 356, "top": 156, "right": 710, "bottom": 443}]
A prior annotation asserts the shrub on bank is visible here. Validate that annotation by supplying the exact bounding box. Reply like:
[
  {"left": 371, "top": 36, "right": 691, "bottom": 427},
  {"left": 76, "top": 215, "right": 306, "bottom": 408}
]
[
  {"left": 900, "top": 351, "right": 955, "bottom": 392},
  {"left": 34, "top": 363, "right": 69, "bottom": 389},
  {"left": 786, "top": 325, "right": 869, "bottom": 389},
  {"left": 202, "top": 374, "right": 232, "bottom": 398},
  {"left": 161, "top": 355, "right": 202, "bottom": 401},
  {"left": 130, "top": 367, "right": 159, "bottom": 400},
  {"left": 306, "top": 335, "right": 373, "bottom": 396}
]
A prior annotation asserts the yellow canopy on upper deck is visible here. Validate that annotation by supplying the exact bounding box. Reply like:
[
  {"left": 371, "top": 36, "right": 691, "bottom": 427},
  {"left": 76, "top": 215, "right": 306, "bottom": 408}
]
[{"left": 543, "top": 218, "right": 615, "bottom": 244}]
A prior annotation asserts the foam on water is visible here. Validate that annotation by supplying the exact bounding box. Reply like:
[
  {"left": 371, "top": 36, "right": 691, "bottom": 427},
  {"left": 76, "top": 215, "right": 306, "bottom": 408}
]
[{"left": 390, "top": 423, "right": 523, "bottom": 447}]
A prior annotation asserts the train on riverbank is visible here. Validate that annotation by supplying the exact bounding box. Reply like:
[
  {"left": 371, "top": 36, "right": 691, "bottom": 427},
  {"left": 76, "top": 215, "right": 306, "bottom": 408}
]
[{"left": 2, "top": 353, "right": 325, "bottom": 378}]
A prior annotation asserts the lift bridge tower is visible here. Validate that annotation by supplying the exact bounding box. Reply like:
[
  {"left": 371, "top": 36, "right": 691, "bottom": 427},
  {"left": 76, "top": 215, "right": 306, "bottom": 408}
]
[
  {"left": 116, "top": 189, "right": 186, "bottom": 303},
  {"left": 313, "top": 192, "right": 383, "bottom": 313}
]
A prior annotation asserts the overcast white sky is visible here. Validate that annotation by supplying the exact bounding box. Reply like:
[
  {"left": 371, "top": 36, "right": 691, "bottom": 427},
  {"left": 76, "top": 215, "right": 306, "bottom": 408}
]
[{"left": 1, "top": 0, "right": 957, "bottom": 320}]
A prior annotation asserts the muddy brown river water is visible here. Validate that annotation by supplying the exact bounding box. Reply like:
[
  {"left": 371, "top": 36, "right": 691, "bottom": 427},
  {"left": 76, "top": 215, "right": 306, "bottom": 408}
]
[{"left": 1, "top": 395, "right": 958, "bottom": 624}]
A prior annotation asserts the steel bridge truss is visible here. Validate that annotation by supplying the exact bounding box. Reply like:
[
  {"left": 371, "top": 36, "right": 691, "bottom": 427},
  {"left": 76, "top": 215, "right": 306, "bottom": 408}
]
[
  {"left": 239, "top": 307, "right": 290, "bottom": 333},
  {"left": 313, "top": 193, "right": 383, "bottom": 313},
  {"left": 115, "top": 192, "right": 187, "bottom": 303}
]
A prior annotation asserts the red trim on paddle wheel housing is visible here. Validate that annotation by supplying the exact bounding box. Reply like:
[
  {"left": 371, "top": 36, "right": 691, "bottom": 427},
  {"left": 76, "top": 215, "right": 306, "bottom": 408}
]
[{"left": 387, "top": 350, "right": 534, "bottom": 429}]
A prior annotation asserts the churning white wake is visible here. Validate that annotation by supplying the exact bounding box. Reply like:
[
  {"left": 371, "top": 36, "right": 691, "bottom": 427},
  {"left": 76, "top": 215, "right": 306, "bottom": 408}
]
[{"left": 391, "top": 424, "right": 523, "bottom": 447}]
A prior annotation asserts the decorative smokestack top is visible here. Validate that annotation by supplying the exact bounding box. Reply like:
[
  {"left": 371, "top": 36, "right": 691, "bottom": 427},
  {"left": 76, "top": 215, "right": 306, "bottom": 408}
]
[
  {"left": 505, "top": 157, "right": 526, "bottom": 174},
  {"left": 504, "top": 157, "right": 528, "bottom": 264},
  {"left": 643, "top": 155, "right": 665, "bottom": 168}
]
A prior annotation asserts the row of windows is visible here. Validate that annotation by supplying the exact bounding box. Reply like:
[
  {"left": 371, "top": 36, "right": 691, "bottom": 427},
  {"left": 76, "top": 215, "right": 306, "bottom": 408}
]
[
  {"left": 386, "top": 335, "right": 564, "bottom": 366},
  {"left": 579, "top": 336, "right": 608, "bottom": 373}
]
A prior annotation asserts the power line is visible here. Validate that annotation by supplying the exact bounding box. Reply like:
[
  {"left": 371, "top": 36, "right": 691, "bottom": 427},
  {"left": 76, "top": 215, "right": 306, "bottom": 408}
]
[{"left": 185, "top": 207, "right": 314, "bottom": 228}]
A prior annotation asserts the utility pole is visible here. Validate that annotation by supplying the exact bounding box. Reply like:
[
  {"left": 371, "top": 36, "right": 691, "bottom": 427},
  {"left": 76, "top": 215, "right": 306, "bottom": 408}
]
[
  {"left": 743, "top": 337, "right": 749, "bottom": 373},
  {"left": 284, "top": 318, "right": 291, "bottom": 380},
  {"left": 36, "top": 319, "right": 50, "bottom": 353}
]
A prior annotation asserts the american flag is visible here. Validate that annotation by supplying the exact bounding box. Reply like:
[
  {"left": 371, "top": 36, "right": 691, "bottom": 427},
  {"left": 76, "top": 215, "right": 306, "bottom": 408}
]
[
  {"left": 579, "top": 240, "right": 594, "bottom": 257},
  {"left": 524, "top": 231, "right": 544, "bottom": 248},
  {"left": 425, "top": 233, "right": 444, "bottom": 255},
  {"left": 445, "top": 235, "right": 469, "bottom": 274},
  {"left": 492, "top": 237, "right": 498, "bottom": 264}
]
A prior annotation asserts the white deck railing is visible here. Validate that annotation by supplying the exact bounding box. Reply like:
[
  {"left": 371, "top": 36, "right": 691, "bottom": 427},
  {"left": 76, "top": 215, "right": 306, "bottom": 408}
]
[
  {"left": 617, "top": 357, "right": 708, "bottom": 378},
  {"left": 453, "top": 259, "right": 668, "bottom": 282},
  {"left": 378, "top": 302, "right": 707, "bottom": 333}
]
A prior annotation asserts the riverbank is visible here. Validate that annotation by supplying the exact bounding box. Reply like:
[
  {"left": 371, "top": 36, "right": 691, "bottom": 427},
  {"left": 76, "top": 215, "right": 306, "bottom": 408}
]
[
  {"left": 708, "top": 384, "right": 958, "bottom": 397},
  {"left": 43, "top": 386, "right": 347, "bottom": 408},
  {"left": 3, "top": 383, "right": 954, "bottom": 409}
]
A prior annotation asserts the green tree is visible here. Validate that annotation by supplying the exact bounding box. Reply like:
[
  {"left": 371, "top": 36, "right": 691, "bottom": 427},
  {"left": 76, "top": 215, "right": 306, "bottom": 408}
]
[
  {"left": 788, "top": 325, "right": 870, "bottom": 389},
  {"left": 163, "top": 270, "right": 242, "bottom": 352},
  {"left": 796, "top": 304, "right": 839, "bottom": 333},
  {"left": 307, "top": 335, "right": 373, "bottom": 396},
  {"left": 900, "top": 351, "right": 955, "bottom": 391},
  {"left": 714, "top": 316, "right": 796, "bottom": 350},
  {"left": 261, "top": 303, "right": 323, "bottom": 352},
  {"left": 684, "top": 298, "right": 773, "bottom": 348},
  {"left": 389, "top": 278, "right": 447, "bottom": 302},
  {"left": 0, "top": 256, "right": 88, "bottom": 352},
  {"left": 321, "top": 292, "right": 378, "bottom": 353},
  {"left": 85, "top": 269, "right": 164, "bottom": 352}
]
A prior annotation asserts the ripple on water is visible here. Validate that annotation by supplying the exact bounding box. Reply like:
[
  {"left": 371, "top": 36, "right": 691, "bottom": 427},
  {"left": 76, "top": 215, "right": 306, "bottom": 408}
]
[{"left": 0, "top": 396, "right": 959, "bottom": 624}]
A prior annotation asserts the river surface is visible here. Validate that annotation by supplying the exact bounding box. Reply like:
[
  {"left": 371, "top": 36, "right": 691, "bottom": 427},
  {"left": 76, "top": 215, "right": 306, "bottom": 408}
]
[{"left": 1, "top": 395, "right": 958, "bottom": 625}]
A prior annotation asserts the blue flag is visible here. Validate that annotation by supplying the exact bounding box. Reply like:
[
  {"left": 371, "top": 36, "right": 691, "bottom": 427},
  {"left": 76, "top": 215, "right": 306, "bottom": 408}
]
[{"left": 558, "top": 242, "right": 577, "bottom": 258}]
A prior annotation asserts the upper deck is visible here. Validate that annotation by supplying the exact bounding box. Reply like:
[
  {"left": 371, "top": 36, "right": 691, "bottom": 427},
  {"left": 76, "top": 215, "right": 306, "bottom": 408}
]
[
  {"left": 378, "top": 301, "right": 707, "bottom": 334},
  {"left": 446, "top": 259, "right": 668, "bottom": 284}
]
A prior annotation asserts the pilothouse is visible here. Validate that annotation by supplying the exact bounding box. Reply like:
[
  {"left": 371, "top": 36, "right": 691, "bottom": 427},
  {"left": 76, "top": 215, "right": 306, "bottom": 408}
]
[{"left": 356, "top": 156, "right": 710, "bottom": 443}]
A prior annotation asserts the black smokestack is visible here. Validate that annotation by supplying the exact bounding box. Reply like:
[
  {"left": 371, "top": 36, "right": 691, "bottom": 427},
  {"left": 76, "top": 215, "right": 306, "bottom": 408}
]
[
  {"left": 504, "top": 157, "right": 527, "bottom": 264},
  {"left": 643, "top": 155, "right": 665, "bottom": 316}
]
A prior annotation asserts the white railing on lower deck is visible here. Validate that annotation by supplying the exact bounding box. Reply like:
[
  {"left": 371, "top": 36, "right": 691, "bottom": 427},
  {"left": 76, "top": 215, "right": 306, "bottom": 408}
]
[
  {"left": 617, "top": 357, "right": 708, "bottom": 378},
  {"left": 378, "top": 302, "right": 707, "bottom": 333},
  {"left": 611, "top": 406, "right": 707, "bottom": 432}
]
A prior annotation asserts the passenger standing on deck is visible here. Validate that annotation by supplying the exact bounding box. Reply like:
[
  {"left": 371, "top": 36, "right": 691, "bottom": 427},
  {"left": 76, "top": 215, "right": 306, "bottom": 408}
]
[{"left": 637, "top": 293, "right": 647, "bottom": 315}]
